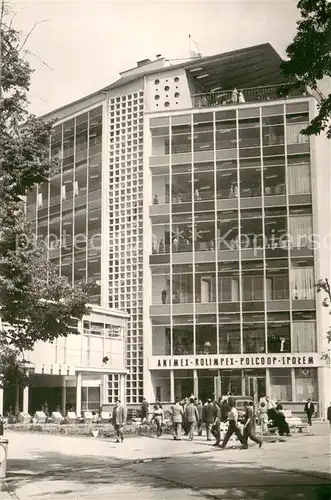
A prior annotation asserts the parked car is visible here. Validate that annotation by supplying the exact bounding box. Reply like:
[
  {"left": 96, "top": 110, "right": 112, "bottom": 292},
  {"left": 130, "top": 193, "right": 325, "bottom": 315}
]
[{"left": 231, "top": 395, "right": 254, "bottom": 423}]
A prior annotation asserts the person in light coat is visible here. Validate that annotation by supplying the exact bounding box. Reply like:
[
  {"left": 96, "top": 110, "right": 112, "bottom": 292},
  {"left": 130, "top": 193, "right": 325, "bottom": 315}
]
[
  {"left": 171, "top": 398, "right": 184, "bottom": 440},
  {"left": 185, "top": 397, "right": 199, "bottom": 440},
  {"left": 112, "top": 400, "right": 126, "bottom": 443}
]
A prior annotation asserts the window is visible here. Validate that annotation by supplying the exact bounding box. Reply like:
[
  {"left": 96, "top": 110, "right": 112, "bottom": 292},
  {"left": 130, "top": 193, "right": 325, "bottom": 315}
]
[
  {"left": 289, "top": 215, "right": 313, "bottom": 248},
  {"left": 288, "top": 163, "right": 311, "bottom": 195},
  {"left": 242, "top": 275, "right": 264, "bottom": 301},
  {"left": 270, "top": 369, "right": 292, "bottom": 401},
  {"left": 290, "top": 267, "right": 314, "bottom": 300},
  {"left": 292, "top": 322, "right": 316, "bottom": 352},
  {"left": 266, "top": 272, "right": 289, "bottom": 300},
  {"left": 294, "top": 368, "right": 318, "bottom": 401}
]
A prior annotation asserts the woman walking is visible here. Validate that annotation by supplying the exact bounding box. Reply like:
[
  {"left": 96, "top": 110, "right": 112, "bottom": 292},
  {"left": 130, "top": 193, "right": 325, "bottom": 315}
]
[{"left": 152, "top": 403, "right": 164, "bottom": 438}]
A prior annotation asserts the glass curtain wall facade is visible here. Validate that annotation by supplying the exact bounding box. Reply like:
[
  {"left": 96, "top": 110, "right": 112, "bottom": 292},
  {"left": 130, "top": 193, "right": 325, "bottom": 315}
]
[
  {"left": 149, "top": 101, "right": 318, "bottom": 403},
  {"left": 26, "top": 106, "right": 103, "bottom": 305}
]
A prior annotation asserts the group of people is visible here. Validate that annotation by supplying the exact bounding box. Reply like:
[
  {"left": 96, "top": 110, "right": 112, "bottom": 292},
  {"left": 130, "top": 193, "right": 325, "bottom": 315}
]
[
  {"left": 148, "top": 394, "right": 319, "bottom": 447},
  {"left": 166, "top": 395, "right": 262, "bottom": 449},
  {"left": 111, "top": 394, "right": 327, "bottom": 445}
]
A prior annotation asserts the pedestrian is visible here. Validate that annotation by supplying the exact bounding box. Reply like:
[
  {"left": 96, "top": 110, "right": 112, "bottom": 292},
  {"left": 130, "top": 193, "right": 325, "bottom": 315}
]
[
  {"left": 327, "top": 402, "right": 331, "bottom": 429},
  {"left": 243, "top": 401, "right": 262, "bottom": 448},
  {"left": 140, "top": 397, "right": 149, "bottom": 423},
  {"left": 152, "top": 403, "right": 164, "bottom": 438},
  {"left": 196, "top": 400, "right": 204, "bottom": 436},
  {"left": 171, "top": 398, "right": 184, "bottom": 440},
  {"left": 304, "top": 397, "right": 315, "bottom": 426},
  {"left": 182, "top": 397, "right": 190, "bottom": 434},
  {"left": 272, "top": 404, "right": 291, "bottom": 436},
  {"left": 258, "top": 401, "right": 268, "bottom": 433},
  {"left": 265, "top": 396, "right": 276, "bottom": 420},
  {"left": 203, "top": 398, "right": 216, "bottom": 441},
  {"left": 220, "top": 398, "right": 246, "bottom": 449},
  {"left": 161, "top": 288, "right": 167, "bottom": 304},
  {"left": 185, "top": 397, "right": 199, "bottom": 440},
  {"left": 211, "top": 400, "right": 222, "bottom": 446},
  {"left": 112, "top": 399, "right": 126, "bottom": 443},
  {"left": 220, "top": 396, "right": 231, "bottom": 422}
]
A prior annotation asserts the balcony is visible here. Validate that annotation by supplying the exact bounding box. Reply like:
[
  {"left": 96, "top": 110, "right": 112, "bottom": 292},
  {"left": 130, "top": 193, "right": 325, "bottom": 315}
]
[{"left": 191, "top": 83, "right": 308, "bottom": 109}]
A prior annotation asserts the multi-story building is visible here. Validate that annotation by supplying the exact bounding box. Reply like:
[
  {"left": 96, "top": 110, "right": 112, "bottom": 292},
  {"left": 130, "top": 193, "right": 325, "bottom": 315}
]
[
  {"left": 0, "top": 307, "right": 128, "bottom": 416},
  {"left": 14, "top": 43, "right": 330, "bottom": 417}
]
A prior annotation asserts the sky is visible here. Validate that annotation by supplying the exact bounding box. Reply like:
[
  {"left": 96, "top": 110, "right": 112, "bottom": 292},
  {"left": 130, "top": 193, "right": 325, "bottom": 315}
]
[{"left": 10, "top": 0, "right": 302, "bottom": 116}]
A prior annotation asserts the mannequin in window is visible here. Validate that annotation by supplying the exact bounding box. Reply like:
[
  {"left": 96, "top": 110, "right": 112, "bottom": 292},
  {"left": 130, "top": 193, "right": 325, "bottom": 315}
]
[
  {"left": 153, "top": 194, "right": 159, "bottom": 205},
  {"left": 238, "top": 90, "right": 245, "bottom": 103},
  {"left": 173, "top": 237, "right": 179, "bottom": 252},
  {"left": 231, "top": 88, "right": 238, "bottom": 104},
  {"left": 234, "top": 185, "right": 238, "bottom": 198},
  {"left": 229, "top": 184, "right": 234, "bottom": 198},
  {"left": 159, "top": 239, "right": 165, "bottom": 254},
  {"left": 194, "top": 189, "right": 201, "bottom": 201},
  {"left": 161, "top": 289, "right": 167, "bottom": 304},
  {"left": 280, "top": 336, "right": 286, "bottom": 353}
]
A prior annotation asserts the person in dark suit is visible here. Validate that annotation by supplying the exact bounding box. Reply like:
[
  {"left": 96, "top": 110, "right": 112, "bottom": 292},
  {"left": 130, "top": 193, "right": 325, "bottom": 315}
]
[
  {"left": 220, "top": 397, "right": 231, "bottom": 422},
  {"left": 304, "top": 398, "right": 315, "bottom": 426},
  {"left": 140, "top": 398, "right": 149, "bottom": 423},
  {"left": 112, "top": 400, "right": 126, "bottom": 442},
  {"left": 243, "top": 401, "right": 262, "bottom": 448},
  {"left": 202, "top": 398, "right": 216, "bottom": 441},
  {"left": 327, "top": 402, "right": 331, "bottom": 429},
  {"left": 196, "top": 400, "right": 204, "bottom": 436}
]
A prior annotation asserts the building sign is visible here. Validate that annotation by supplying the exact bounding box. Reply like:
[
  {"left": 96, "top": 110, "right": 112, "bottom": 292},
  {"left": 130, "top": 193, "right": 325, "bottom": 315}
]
[{"left": 149, "top": 353, "right": 322, "bottom": 370}]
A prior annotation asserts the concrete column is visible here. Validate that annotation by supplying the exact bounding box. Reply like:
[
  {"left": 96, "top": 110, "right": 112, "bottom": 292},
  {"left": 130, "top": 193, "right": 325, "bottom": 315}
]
[
  {"left": 0, "top": 387, "right": 3, "bottom": 416},
  {"left": 76, "top": 372, "right": 82, "bottom": 417},
  {"left": 241, "top": 369, "right": 246, "bottom": 395},
  {"left": 120, "top": 374, "right": 126, "bottom": 404},
  {"left": 265, "top": 368, "right": 271, "bottom": 398},
  {"left": 193, "top": 369, "right": 198, "bottom": 398},
  {"left": 291, "top": 368, "right": 296, "bottom": 402},
  {"left": 170, "top": 370, "right": 175, "bottom": 403},
  {"left": 61, "top": 377, "right": 67, "bottom": 416},
  {"left": 23, "top": 385, "right": 29, "bottom": 414}
]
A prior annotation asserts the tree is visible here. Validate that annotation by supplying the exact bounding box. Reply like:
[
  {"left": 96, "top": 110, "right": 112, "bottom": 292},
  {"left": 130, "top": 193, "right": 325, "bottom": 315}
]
[
  {"left": 315, "top": 278, "right": 331, "bottom": 361},
  {"left": 0, "top": 2, "right": 91, "bottom": 409},
  {"left": 281, "top": 0, "right": 331, "bottom": 138}
]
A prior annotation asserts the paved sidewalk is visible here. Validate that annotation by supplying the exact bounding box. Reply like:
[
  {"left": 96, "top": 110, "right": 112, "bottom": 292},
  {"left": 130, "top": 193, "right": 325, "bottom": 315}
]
[{"left": 0, "top": 422, "right": 330, "bottom": 500}]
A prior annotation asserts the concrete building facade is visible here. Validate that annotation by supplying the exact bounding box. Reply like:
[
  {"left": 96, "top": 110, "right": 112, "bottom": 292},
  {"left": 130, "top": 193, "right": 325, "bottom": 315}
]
[{"left": 4, "top": 43, "right": 329, "bottom": 417}]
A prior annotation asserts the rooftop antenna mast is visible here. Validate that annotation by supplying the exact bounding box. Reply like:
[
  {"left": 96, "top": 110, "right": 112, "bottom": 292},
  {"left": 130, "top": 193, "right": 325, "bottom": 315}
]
[{"left": 188, "top": 34, "right": 202, "bottom": 60}]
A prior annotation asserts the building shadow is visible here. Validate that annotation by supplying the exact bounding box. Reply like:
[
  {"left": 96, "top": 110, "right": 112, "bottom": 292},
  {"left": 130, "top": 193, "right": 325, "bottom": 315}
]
[{"left": 2, "top": 451, "right": 331, "bottom": 500}]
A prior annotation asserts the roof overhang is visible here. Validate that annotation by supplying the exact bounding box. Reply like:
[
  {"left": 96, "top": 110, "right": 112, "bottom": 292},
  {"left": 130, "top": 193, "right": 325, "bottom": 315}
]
[{"left": 183, "top": 43, "right": 288, "bottom": 92}]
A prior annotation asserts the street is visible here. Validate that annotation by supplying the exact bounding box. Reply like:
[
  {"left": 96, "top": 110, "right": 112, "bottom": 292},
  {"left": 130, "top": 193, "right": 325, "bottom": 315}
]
[{"left": 0, "top": 423, "right": 330, "bottom": 500}]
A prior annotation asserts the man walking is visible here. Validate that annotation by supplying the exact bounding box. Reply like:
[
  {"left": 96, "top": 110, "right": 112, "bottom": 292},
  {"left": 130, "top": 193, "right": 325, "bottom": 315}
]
[
  {"left": 196, "top": 400, "right": 204, "bottom": 436},
  {"left": 203, "top": 398, "right": 216, "bottom": 441},
  {"left": 185, "top": 397, "right": 199, "bottom": 440},
  {"left": 243, "top": 401, "right": 262, "bottom": 448},
  {"left": 220, "top": 398, "right": 246, "bottom": 449},
  {"left": 140, "top": 397, "right": 149, "bottom": 423},
  {"left": 112, "top": 399, "right": 126, "bottom": 443},
  {"left": 171, "top": 398, "right": 184, "bottom": 440},
  {"left": 304, "top": 397, "right": 315, "bottom": 426},
  {"left": 220, "top": 396, "right": 231, "bottom": 422}
]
